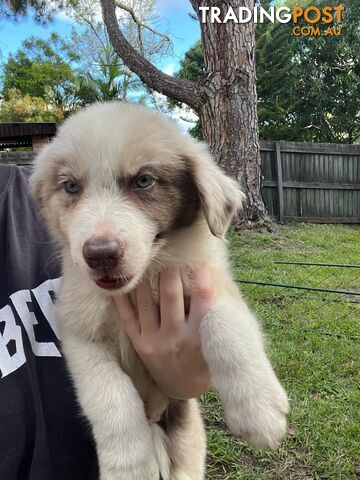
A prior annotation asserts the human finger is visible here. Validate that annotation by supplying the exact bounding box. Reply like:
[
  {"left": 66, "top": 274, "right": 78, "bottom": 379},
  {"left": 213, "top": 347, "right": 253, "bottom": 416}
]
[
  {"left": 159, "top": 268, "right": 184, "bottom": 332},
  {"left": 136, "top": 280, "right": 160, "bottom": 335},
  {"left": 188, "top": 264, "right": 214, "bottom": 330}
]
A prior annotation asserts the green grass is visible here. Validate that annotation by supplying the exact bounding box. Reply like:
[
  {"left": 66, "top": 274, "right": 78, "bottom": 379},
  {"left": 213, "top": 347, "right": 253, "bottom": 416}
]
[{"left": 202, "top": 224, "right": 360, "bottom": 480}]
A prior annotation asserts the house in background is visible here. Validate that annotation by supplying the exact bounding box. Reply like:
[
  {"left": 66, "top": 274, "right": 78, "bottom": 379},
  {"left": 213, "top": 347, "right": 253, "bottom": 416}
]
[{"left": 0, "top": 122, "right": 56, "bottom": 152}]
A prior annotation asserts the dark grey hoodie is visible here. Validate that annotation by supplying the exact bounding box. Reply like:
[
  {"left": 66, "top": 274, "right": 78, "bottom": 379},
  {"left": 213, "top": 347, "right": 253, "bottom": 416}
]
[{"left": 0, "top": 164, "right": 98, "bottom": 480}]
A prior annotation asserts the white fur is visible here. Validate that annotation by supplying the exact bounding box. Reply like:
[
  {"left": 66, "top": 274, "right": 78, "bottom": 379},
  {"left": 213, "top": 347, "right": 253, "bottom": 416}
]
[{"left": 30, "top": 101, "right": 289, "bottom": 480}]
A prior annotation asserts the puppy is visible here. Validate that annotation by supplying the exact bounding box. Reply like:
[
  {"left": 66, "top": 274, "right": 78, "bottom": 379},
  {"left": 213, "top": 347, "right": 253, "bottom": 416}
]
[{"left": 30, "top": 102, "right": 289, "bottom": 480}]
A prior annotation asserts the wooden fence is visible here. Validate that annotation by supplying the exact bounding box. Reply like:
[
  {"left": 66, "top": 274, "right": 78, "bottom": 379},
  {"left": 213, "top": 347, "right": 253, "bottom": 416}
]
[
  {"left": 260, "top": 141, "right": 360, "bottom": 224},
  {"left": 1, "top": 140, "right": 359, "bottom": 224}
]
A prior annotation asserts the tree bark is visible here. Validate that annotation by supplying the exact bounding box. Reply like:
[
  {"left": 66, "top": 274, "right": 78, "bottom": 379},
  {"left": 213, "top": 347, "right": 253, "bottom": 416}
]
[
  {"left": 193, "top": 0, "right": 270, "bottom": 226},
  {"left": 100, "top": 0, "right": 270, "bottom": 227}
]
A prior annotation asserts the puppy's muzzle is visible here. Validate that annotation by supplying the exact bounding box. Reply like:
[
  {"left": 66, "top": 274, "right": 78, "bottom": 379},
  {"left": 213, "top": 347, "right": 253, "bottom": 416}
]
[{"left": 83, "top": 238, "right": 123, "bottom": 270}]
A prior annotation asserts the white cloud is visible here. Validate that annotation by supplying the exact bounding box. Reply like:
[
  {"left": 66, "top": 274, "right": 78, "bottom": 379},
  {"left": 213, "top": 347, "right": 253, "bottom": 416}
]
[
  {"left": 149, "top": 91, "right": 198, "bottom": 134},
  {"left": 163, "top": 62, "right": 176, "bottom": 76},
  {"left": 54, "top": 9, "right": 74, "bottom": 23},
  {"left": 172, "top": 106, "right": 198, "bottom": 133},
  {"left": 47, "top": 1, "right": 74, "bottom": 23},
  {"left": 53, "top": 0, "right": 131, "bottom": 28}
]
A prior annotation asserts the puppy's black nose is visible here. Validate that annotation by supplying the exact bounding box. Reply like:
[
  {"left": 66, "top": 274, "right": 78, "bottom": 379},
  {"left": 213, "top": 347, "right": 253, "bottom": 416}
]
[{"left": 83, "top": 238, "right": 122, "bottom": 270}]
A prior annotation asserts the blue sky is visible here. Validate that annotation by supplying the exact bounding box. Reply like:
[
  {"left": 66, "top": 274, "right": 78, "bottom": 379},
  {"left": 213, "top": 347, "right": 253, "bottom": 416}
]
[{"left": 0, "top": 1, "right": 200, "bottom": 75}]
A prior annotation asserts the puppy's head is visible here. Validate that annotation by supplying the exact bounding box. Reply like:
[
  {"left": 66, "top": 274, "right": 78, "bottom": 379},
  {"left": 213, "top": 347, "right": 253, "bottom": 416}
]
[{"left": 30, "top": 102, "right": 243, "bottom": 293}]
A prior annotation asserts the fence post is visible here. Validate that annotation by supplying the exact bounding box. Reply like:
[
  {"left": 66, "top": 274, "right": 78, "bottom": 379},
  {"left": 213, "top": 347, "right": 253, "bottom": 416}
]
[{"left": 275, "top": 141, "right": 284, "bottom": 223}]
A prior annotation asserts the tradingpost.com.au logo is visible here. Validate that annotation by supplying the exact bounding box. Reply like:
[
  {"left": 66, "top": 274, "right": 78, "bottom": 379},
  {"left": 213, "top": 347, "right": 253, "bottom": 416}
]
[{"left": 199, "top": 4, "right": 345, "bottom": 37}]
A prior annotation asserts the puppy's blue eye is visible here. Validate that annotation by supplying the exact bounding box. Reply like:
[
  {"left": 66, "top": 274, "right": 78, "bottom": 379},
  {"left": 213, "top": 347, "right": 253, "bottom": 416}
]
[
  {"left": 134, "top": 175, "right": 155, "bottom": 189},
  {"left": 64, "top": 180, "right": 81, "bottom": 194}
]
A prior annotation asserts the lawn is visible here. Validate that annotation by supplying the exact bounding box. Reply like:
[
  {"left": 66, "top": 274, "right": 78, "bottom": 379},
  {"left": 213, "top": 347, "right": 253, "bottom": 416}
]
[{"left": 202, "top": 224, "right": 360, "bottom": 480}]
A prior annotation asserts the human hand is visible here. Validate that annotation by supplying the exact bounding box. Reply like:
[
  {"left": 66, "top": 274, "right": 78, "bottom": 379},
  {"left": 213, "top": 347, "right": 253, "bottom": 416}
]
[{"left": 113, "top": 265, "right": 214, "bottom": 400}]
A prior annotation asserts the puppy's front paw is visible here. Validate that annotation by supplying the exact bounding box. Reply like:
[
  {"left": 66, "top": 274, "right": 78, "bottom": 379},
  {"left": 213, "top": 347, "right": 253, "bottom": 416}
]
[{"left": 224, "top": 379, "right": 289, "bottom": 450}]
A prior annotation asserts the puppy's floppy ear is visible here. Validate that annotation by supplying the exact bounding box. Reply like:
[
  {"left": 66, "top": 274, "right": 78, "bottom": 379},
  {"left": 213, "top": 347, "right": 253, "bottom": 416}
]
[{"left": 184, "top": 144, "right": 245, "bottom": 237}]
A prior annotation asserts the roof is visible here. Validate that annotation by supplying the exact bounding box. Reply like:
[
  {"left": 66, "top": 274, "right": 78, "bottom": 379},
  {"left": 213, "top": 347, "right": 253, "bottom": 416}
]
[
  {"left": 0, "top": 122, "right": 57, "bottom": 139},
  {"left": 0, "top": 122, "right": 57, "bottom": 149}
]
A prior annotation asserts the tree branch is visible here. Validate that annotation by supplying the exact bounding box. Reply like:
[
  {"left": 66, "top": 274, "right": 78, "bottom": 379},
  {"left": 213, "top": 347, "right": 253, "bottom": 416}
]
[
  {"left": 100, "top": 0, "right": 200, "bottom": 111},
  {"left": 114, "top": 1, "right": 171, "bottom": 45},
  {"left": 84, "top": 18, "right": 108, "bottom": 53},
  {"left": 179, "top": 115, "right": 197, "bottom": 123}
]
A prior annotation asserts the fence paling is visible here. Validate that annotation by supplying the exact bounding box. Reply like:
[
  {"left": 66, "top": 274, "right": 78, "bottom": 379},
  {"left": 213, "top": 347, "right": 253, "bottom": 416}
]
[{"left": 260, "top": 140, "right": 360, "bottom": 224}]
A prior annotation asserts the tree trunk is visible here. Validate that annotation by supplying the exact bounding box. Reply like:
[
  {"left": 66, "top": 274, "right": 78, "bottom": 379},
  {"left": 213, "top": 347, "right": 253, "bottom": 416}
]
[{"left": 195, "top": 0, "right": 270, "bottom": 227}]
